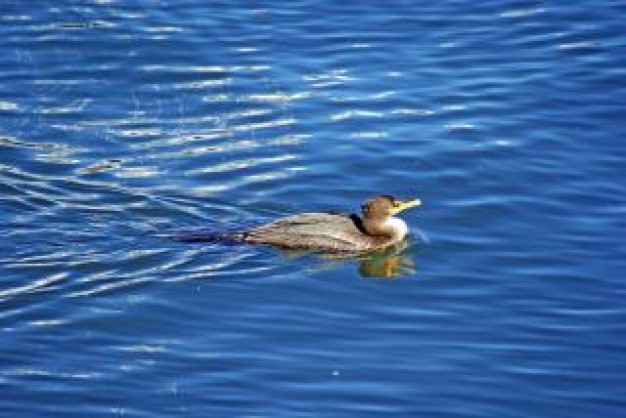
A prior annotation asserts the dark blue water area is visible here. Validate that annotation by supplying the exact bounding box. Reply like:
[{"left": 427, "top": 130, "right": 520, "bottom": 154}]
[{"left": 1, "top": 0, "right": 626, "bottom": 416}]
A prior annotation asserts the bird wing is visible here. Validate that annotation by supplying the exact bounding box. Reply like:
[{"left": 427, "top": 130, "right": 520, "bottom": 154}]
[{"left": 244, "top": 213, "right": 375, "bottom": 252}]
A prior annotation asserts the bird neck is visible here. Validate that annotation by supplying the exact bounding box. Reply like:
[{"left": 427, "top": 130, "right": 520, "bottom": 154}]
[{"left": 363, "top": 216, "right": 408, "bottom": 241}]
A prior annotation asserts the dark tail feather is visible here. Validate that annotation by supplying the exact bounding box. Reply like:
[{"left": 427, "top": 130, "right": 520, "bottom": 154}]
[{"left": 173, "top": 230, "right": 247, "bottom": 245}]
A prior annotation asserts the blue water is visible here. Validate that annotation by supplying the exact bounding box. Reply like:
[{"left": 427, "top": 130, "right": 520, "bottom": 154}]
[{"left": 1, "top": 1, "right": 625, "bottom": 416}]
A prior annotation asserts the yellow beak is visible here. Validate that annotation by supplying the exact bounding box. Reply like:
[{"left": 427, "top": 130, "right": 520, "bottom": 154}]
[{"left": 391, "top": 198, "right": 422, "bottom": 215}]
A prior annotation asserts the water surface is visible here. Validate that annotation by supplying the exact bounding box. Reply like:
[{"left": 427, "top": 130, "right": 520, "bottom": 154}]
[{"left": 1, "top": 1, "right": 625, "bottom": 417}]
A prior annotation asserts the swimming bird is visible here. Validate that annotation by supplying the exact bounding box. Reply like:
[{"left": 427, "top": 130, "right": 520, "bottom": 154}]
[{"left": 190, "top": 195, "right": 420, "bottom": 253}]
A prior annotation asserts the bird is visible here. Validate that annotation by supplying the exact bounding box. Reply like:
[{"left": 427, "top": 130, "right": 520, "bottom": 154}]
[{"left": 178, "top": 195, "right": 421, "bottom": 254}]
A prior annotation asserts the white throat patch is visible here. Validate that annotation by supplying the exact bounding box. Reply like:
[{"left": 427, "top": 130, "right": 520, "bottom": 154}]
[{"left": 382, "top": 217, "right": 408, "bottom": 241}]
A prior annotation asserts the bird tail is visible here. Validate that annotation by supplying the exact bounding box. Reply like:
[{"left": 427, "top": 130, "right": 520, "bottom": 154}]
[{"left": 173, "top": 230, "right": 248, "bottom": 245}]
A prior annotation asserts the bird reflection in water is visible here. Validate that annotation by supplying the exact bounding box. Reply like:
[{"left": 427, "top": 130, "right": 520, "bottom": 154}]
[
  {"left": 356, "top": 242, "right": 416, "bottom": 278},
  {"left": 284, "top": 241, "right": 417, "bottom": 279}
]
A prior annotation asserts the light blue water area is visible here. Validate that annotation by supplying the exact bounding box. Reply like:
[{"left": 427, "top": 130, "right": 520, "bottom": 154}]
[{"left": 1, "top": 1, "right": 625, "bottom": 416}]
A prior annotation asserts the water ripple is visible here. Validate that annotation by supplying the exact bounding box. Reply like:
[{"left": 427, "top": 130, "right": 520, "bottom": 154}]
[{"left": 0, "top": 272, "right": 67, "bottom": 302}]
